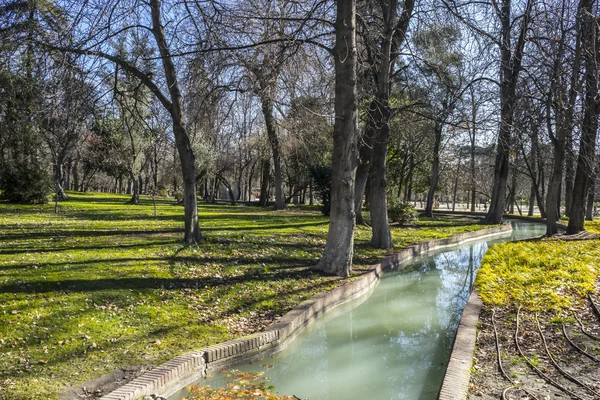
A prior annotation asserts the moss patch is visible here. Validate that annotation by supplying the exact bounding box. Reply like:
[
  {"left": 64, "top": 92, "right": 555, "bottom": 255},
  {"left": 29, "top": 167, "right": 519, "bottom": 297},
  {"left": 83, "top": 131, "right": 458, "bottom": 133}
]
[
  {"left": 0, "top": 192, "right": 485, "bottom": 399},
  {"left": 476, "top": 239, "right": 600, "bottom": 312}
]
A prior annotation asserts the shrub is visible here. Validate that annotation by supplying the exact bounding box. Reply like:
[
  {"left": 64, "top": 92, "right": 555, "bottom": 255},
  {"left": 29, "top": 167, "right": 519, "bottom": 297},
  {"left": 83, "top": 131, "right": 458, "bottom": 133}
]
[
  {"left": 387, "top": 198, "right": 418, "bottom": 225},
  {"left": 0, "top": 162, "right": 50, "bottom": 204},
  {"left": 173, "top": 191, "right": 184, "bottom": 202},
  {"left": 309, "top": 164, "right": 331, "bottom": 216}
]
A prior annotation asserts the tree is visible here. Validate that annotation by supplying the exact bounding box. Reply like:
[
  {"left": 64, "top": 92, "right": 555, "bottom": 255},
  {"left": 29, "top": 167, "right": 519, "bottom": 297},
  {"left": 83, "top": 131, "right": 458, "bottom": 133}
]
[
  {"left": 567, "top": 0, "right": 599, "bottom": 234},
  {"left": 353, "top": 0, "right": 415, "bottom": 248},
  {"left": 313, "top": 0, "right": 358, "bottom": 277},
  {"left": 37, "top": 0, "right": 203, "bottom": 243},
  {"left": 412, "top": 23, "right": 464, "bottom": 218}
]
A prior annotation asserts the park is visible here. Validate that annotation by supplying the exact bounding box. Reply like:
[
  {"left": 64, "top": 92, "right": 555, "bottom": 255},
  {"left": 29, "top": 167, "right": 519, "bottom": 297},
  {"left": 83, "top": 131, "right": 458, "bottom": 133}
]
[{"left": 1, "top": 0, "right": 600, "bottom": 399}]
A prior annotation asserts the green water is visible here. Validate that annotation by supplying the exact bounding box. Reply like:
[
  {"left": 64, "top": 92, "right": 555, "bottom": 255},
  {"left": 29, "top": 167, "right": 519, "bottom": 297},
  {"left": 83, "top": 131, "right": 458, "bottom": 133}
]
[{"left": 170, "top": 220, "right": 546, "bottom": 400}]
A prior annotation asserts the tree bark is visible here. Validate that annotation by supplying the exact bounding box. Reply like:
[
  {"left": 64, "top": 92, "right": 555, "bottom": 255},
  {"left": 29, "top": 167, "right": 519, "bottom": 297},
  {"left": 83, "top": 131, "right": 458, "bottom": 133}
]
[
  {"left": 546, "top": 3, "right": 582, "bottom": 235},
  {"left": 259, "top": 158, "right": 270, "bottom": 207},
  {"left": 585, "top": 172, "right": 596, "bottom": 221},
  {"left": 260, "top": 96, "right": 286, "bottom": 210},
  {"left": 354, "top": 118, "right": 375, "bottom": 226},
  {"left": 129, "top": 174, "right": 140, "bottom": 204},
  {"left": 314, "top": 0, "right": 358, "bottom": 277},
  {"left": 567, "top": 0, "right": 599, "bottom": 234},
  {"left": 483, "top": 0, "right": 533, "bottom": 224},
  {"left": 53, "top": 162, "right": 67, "bottom": 201},
  {"left": 365, "top": 0, "right": 414, "bottom": 248},
  {"left": 425, "top": 124, "right": 442, "bottom": 217},
  {"left": 150, "top": 0, "right": 201, "bottom": 243}
]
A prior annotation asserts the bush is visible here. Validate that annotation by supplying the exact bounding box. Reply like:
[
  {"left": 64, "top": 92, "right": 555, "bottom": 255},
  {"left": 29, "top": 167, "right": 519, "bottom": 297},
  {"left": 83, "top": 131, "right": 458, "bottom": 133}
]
[
  {"left": 0, "top": 162, "right": 50, "bottom": 204},
  {"left": 309, "top": 164, "right": 331, "bottom": 216},
  {"left": 173, "top": 191, "right": 183, "bottom": 202},
  {"left": 387, "top": 198, "right": 418, "bottom": 225}
]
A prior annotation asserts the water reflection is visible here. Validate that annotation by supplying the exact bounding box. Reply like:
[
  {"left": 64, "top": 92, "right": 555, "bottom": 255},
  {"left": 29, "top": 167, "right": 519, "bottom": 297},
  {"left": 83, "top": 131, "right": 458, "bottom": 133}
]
[{"left": 170, "top": 221, "right": 546, "bottom": 400}]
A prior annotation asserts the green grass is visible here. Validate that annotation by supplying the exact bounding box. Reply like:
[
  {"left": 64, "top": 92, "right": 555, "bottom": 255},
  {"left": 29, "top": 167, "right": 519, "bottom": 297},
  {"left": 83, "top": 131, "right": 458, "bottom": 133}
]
[
  {"left": 0, "top": 192, "right": 486, "bottom": 399},
  {"left": 476, "top": 239, "right": 600, "bottom": 312}
]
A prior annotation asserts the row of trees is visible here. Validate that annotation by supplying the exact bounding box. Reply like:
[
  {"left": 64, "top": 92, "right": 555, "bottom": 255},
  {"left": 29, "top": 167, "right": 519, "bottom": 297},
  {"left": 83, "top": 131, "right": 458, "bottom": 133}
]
[{"left": 1, "top": 0, "right": 599, "bottom": 276}]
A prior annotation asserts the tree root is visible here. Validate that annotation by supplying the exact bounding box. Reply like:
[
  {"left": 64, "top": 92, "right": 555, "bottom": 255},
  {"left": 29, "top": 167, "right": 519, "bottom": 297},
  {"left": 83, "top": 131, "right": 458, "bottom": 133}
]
[
  {"left": 514, "top": 307, "right": 588, "bottom": 400},
  {"left": 534, "top": 314, "right": 596, "bottom": 396},
  {"left": 561, "top": 323, "right": 600, "bottom": 363}
]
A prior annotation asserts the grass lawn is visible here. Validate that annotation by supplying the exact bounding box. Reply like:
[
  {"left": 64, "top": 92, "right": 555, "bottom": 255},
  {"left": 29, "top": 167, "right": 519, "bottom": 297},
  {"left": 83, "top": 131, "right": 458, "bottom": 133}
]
[
  {"left": 476, "top": 216, "right": 600, "bottom": 314},
  {"left": 0, "top": 192, "right": 488, "bottom": 399}
]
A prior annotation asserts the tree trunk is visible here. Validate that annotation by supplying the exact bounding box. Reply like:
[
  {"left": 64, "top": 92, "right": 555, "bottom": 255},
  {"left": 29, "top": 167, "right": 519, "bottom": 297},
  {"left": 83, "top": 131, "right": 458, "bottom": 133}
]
[
  {"left": 260, "top": 96, "right": 285, "bottom": 210},
  {"left": 469, "top": 89, "right": 477, "bottom": 213},
  {"left": 151, "top": 0, "right": 201, "bottom": 243},
  {"left": 369, "top": 114, "right": 392, "bottom": 248},
  {"left": 259, "top": 158, "right": 270, "bottom": 206},
  {"left": 365, "top": 0, "right": 414, "bottom": 248},
  {"left": 585, "top": 174, "right": 595, "bottom": 221},
  {"left": 546, "top": 3, "right": 582, "bottom": 234},
  {"left": 528, "top": 183, "right": 535, "bottom": 216},
  {"left": 129, "top": 174, "right": 140, "bottom": 204},
  {"left": 425, "top": 124, "right": 442, "bottom": 217},
  {"left": 354, "top": 121, "right": 374, "bottom": 226},
  {"left": 509, "top": 169, "right": 516, "bottom": 214},
  {"left": 72, "top": 161, "right": 79, "bottom": 192},
  {"left": 452, "top": 157, "right": 460, "bottom": 212},
  {"left": 483, "top": 0, "right": 533, "bottom": 224},
  {"left": 567, "top": 0, "right": 599, "bottom": 234},
  {"left": 565, "top": 133, "right": 575, "bottom": 216},
  {"left": 53, "top": 162, "right": 68, "bottom": 201},
  {"left": 314, "top": 0, "right": 358, "bottom": 277}
]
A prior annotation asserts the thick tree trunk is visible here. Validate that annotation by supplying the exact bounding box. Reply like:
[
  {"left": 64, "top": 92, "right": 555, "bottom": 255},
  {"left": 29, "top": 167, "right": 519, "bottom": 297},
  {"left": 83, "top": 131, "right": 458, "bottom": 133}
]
[
  {"left": 425, "top": 124, "right": 442, "bottom": 217},
  {"left": 129, "top": 174, "right": 140, "bottom": 204},
  {"left": 546, "top": 6, "right": 582, "bottom": 234},
  {"left": 151, "top": 0, "right": 201, "bottom": 243},
  {"left": 568, "top": 0, "right": 599, "bottom": 234},
  {"left": 483, "top": 0, "right": 532, "bottom": 224},
  {"left": 369, "top": 112, "right": 392, "bottom": 248},
  {"left": 314, "top": 0, "right": 358, "bottom": 277},
  {"left": 365, "top": 0, "right": 413, "bottom": 248},
  {"left": 260, "top": 96, "right": 285, "bottom": 210}
]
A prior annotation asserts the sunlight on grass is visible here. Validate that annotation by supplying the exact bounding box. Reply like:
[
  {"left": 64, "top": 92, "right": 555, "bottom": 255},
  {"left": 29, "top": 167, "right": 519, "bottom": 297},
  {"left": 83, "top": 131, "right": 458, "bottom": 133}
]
[
  {"left": 476, "top": 240, "right": 600, "bottom": 312},
  {"left": 0, "top": 192, "right": 485, "bottom": 399}
]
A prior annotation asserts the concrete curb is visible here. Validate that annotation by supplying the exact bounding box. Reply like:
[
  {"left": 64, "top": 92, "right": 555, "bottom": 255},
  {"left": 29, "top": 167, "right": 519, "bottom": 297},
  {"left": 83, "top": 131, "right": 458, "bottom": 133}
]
[
  {"left": 438, "top": 290, "right": 483, "bottom": 400},
  {"left": 99, "top": 224, "right": 512, "bottom": 400}
]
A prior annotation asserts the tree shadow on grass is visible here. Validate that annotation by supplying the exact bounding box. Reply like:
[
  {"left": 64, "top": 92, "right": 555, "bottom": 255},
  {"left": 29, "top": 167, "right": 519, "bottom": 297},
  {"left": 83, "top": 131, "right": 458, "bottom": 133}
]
[{"left": 0, "top": 267, "right": 327, "bottom": 294}]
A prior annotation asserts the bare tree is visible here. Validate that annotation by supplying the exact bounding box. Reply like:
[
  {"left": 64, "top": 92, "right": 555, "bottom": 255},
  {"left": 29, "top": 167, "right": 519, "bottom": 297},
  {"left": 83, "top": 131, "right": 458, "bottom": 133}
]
[{"left": 314, "top": 0, "right": 358, "bottom": 277}]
